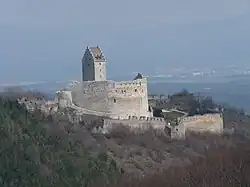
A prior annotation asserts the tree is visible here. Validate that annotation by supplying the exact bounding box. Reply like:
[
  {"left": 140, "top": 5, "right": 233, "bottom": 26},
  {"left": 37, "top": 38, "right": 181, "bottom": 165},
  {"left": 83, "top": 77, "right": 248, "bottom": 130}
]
[{"left": 0, "top": 96, "right": 121, "bottom": 187}]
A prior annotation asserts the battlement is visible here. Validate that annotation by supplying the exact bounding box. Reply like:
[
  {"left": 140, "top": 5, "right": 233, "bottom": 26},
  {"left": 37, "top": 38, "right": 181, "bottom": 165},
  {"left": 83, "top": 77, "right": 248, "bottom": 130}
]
[
  {"left": 179, "top": 113, "right": 224, "bottom": 133},
  {"left": 114, "top": 78, "right": 147, "bottom": 88},
  {"left": 128, "top": 115, "right": 164, "bottom": 122},
  {"left": 180, "top": 113, "right": 222, "bottom": 123},
  {"left": 102, "top": 116, "right": 166, "bottom": 134}
]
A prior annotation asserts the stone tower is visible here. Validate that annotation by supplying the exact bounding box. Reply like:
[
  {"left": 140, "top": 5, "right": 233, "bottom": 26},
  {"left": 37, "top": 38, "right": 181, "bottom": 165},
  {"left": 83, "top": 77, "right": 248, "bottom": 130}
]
[{"left": 82, "top": 46, "right": 107, "bottom": 82}]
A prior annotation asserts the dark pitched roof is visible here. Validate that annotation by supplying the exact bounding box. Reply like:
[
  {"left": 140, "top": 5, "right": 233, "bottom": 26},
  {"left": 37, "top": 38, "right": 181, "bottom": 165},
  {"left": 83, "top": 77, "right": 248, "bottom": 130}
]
[
  {"left": 88, "top": 46, "right": 106, "bottom": 61},
  {"left": 133, "top": 73, "right": 143, "bottom": 80}
]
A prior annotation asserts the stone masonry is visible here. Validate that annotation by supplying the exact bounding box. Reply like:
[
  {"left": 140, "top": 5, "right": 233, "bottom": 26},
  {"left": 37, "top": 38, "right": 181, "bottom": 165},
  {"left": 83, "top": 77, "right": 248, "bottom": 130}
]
[
  {"left": 57, "top": 46, "right": 153, "bottom": 120},
  {"left": 18, "top": 46, "right": 224, "bottom": 140}
]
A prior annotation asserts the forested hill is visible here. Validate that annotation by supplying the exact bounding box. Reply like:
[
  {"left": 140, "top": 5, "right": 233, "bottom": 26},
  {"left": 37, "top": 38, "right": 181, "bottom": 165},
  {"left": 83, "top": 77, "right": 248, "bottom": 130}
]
[
  {"left": 0, "top": 97, "right": 121, "bottom": 187},
  {"left": 1, "top": 93, "right": 250, "bottom": 187}
]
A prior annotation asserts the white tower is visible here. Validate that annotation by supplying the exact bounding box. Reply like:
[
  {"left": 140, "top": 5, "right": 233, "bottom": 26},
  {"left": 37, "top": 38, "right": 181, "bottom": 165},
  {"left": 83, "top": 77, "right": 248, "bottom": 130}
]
[{"left": 82, "top": 46, "right": 107, "bottom": 82}]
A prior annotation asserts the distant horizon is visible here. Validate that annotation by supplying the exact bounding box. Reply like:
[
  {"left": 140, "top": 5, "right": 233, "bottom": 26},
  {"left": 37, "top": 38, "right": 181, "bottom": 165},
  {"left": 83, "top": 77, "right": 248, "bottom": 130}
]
[
  {"left": 1, "top": 71, "right": 250, "bottom": 87},
  {"left": 1, "top": 0, "right": 250, "bottom": 82}
]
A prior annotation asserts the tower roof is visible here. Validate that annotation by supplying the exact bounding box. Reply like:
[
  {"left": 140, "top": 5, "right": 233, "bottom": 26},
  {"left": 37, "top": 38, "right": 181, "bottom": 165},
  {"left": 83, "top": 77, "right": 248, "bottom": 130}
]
[
  {"left": 88, "top": 46, "right": 106, "bottom": 61},
  {"left": 133, "top": 73, "right": 143, "bottom": 80}
]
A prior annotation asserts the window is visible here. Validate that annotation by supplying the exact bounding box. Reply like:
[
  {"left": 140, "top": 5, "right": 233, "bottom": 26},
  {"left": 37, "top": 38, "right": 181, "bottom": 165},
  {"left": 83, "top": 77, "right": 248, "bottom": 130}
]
[
  {"left": 135, "top": 89, "right": 137, "bottom": 92},
  {"left": 114, "top": 98, "right": 116, "bottom": 103},
  {"left": 99, "top": 63, "right": 101, "bottom": 65},
  {"left": 88, "top": 64, "right": 90, "bottom": 67}
]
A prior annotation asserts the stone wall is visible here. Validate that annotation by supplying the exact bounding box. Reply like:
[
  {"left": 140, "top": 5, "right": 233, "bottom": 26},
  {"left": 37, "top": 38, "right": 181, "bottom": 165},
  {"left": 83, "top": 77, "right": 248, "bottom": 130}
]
[
  {"left": 180, "top": 113, "right": 224, "bottom": 133},
  {"left": 55, "top": 90, "right": 73, "bottom": 108},
  {"left": 70, "top": 78, "right": 151, "bottom": 119},
  {"left": 102, "top": 117, "right": 166, "bottom": 133},
  {"left": 96, "top": 117, "right": 185, "bottom": 139}
]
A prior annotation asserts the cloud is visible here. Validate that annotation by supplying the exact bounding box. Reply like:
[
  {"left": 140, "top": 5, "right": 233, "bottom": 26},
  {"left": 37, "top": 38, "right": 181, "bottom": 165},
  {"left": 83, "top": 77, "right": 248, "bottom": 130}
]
[{"left": 0, "top": 0, "right": 249, "bottom": 27}]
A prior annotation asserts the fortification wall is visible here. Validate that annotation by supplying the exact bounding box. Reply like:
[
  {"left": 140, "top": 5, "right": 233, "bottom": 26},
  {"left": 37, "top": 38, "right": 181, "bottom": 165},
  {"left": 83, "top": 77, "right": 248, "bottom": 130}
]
[
  {"left": 94, "top": 116, "right": 185, "bottom": 139},
  {"left": 71, "top": 81, "right": 111, "bottom": 113},
  {"left": 102, "top": 117, "right": 166, "bottom": 133},
  {"left": 55, "top": 90, "right": 73, "bottom": 108},
  {"left": 180, "top": 113, "right": 224, "bottom": 133},
  {"left": 110, "top": 78, "right": 150, "bottom": 118},
  {"left": 70, "top": 78, "right": 151, "bottom": 119}
]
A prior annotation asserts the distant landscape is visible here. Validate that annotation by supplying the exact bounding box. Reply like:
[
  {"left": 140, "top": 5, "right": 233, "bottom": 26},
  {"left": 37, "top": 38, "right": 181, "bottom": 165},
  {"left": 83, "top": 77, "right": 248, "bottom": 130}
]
[
  {"left": 2, "top": 74, "right": 250, "bottom": 113},
  {"left": 148, "top": 79, "right": 250, "bottom": 113}
]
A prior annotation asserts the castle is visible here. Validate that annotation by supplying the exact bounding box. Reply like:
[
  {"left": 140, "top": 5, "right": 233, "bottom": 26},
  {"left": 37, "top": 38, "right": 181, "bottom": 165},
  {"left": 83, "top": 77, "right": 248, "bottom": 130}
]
[
  {"left": 16, "top": 45, "right": 224, "bottom": 139},
  {"left": 56, "top": 46, "right": 153, "bottom": 120}
]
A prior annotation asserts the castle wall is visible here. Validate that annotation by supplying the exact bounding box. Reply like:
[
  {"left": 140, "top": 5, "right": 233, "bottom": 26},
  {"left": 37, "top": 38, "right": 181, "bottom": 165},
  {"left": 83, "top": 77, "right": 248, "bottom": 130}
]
[
  {"left": 96, "top": 117, "right": 185, "bottom": 139},
  {"left": 55, "top": 90, "right": 73, "bottom": 108},
  {"left": 70, "top": 78, "right": 151, "bottom": 119},
  {"left": 110, "top": 78, "right": 150, "bottom": 118},
  {"left": 102, "top": 117, "right": 166, "bottom": 133},
  {"left": 71, "top": 81, "right": 111, "bottom": 113},
  {"left": 180, "top": 113, "right": 224, "bottom": 133}
]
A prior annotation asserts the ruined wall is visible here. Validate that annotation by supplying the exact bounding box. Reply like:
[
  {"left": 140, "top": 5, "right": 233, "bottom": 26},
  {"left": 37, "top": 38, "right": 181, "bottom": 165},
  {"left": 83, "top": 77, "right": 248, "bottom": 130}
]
[
  {"left": 180, "top": 113, "right": 224, "bottom": 133},
  {"left": 102, "top": 117, "right": 166, "bottom": 133},
  {"left": 110, "top": 78, "right": 150, "bottom": 118},
  {"left": 70, "top": 78, "right": 151, "bottom": 119},
  {"left": 55, "top": 90, "right": 73, "bottom": 108},
  {"left": 96, "top": 117, "right": 185, "bottom": 139},
  {"left": 71, "top": 81, "right": 110, "bottom": 112}
]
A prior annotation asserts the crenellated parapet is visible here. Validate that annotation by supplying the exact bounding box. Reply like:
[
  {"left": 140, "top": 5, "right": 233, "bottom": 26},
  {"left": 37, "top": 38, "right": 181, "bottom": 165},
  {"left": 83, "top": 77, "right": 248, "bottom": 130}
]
[
  {"left": 179, "top": 113, "right": 224, "bottom": 133},
  {"left": 128, "top": 115, "right": 165, "bottom": 122}
]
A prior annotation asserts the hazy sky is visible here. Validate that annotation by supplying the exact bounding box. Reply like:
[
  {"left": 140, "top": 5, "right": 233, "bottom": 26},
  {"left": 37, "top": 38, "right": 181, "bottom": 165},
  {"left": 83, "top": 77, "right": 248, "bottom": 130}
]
[{"left": 1, "top": 0, "right": 250, "bottom": 83}]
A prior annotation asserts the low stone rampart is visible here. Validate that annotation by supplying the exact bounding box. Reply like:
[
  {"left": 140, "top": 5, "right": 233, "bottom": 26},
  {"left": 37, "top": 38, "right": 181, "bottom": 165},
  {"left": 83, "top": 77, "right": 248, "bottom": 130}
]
[
  {"left": 180, "top": 113, "right": 223, "bottom": 133},
  {"left": 101, "top": 117, "right": 166, "bottom": 133}
]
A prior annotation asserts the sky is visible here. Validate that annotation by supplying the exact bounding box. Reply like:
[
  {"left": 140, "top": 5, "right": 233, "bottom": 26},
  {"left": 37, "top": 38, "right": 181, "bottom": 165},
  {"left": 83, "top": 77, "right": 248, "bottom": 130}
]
[{"left": 1, "top": 0, "right": 250, "bottom": 83}]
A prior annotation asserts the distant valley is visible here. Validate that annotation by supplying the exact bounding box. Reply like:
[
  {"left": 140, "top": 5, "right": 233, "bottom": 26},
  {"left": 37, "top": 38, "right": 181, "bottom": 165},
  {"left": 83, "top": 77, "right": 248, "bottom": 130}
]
[{"left": 1, "top": 75, "right": 250, "bottom": 113}]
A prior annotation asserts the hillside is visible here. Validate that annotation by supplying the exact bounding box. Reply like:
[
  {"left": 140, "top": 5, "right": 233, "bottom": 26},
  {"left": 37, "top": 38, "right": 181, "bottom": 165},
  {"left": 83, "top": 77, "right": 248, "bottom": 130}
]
[
  {"left": 1, "top": 92, "right": 250, "bottom": 186},
  {"left": 0, "top": 97, "right": 121, "bottom": 187}
]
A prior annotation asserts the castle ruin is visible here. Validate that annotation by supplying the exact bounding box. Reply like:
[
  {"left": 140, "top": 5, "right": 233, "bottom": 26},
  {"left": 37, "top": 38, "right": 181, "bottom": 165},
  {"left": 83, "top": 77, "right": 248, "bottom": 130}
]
[
  {"left": 18, "top": 46, "right": 224, "bottom": 139},
  {"left": 56, "top": 46, "right": 153, "bottom": 120}
]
